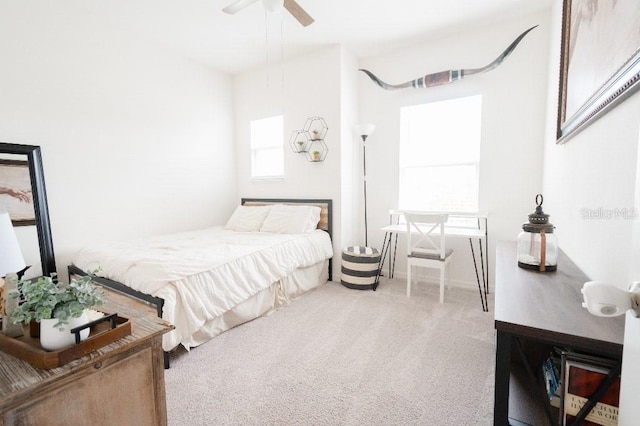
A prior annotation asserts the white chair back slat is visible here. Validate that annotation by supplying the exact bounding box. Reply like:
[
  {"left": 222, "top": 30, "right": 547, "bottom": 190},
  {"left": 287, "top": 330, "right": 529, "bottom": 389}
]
[{"left": 405, "top": 213, "right": 448, "bottom": 260}]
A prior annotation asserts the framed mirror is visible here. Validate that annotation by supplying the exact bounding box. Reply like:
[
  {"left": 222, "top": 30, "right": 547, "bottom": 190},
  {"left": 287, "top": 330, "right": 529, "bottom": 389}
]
[{"left": 0, "top": 142, "right": 55, "bottom": 277}]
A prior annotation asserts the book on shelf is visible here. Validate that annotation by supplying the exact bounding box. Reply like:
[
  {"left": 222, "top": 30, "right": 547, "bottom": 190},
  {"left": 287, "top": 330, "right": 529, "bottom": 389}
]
[
  {"left": 543, "top": 356, "right": 561, "bottom": 408},
  {"left": 560, "top": 352, "right": 621, "bottom": 426}
]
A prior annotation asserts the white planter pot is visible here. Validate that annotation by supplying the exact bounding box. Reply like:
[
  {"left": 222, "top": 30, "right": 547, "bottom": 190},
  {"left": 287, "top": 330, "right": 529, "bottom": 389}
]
[{"left": 40, "top": 311, "right": 90, "bottom": 351}]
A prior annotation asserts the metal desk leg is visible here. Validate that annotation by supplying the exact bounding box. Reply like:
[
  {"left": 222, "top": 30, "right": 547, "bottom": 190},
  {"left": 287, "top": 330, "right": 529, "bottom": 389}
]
[
  {"left": 494, "top": 330, "right": 512, "bottom": 426},
  {"left": 381, "top": 231, "right": 399, "bottom": 279},
  {"left": 391, "top": 233, "right": 399, "bottom": 278},
  {"left": 479, "top": 239, "right": 487, "bottom": 296},
  {"left": 469, "top": 238, "right": 488, "bottom": 312},
  {"left": 375, "top": 232, "right": 392, "bottom": 289},
  {"left": 379, "top": 232, "right": 390, "bottom": 273},
  {"left": 485, "top": 219, "right": 490, "bottom": 295}
]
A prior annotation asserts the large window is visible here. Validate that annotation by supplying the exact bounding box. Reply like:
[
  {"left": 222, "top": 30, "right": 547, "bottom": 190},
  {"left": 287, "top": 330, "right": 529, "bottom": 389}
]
[
  {"left": 399, "top": 95, "right": 482, "bottom": 212},
  {"left": 251, "top": 115, "right": 284, "bottom": 179}
]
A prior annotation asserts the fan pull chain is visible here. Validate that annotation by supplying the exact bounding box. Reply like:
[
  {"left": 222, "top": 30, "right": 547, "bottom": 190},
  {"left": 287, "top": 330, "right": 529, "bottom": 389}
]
[
  {"left": 279, "top": 17, "right": 285, "bottom": 113},
  {"left": 263, "top": 8, "right": 285, "bottom": 113},
  {"left": 280, "top": 18, "right": 284, "bottom": 90},
  {"left": 264, "top": 8, "right": 270, "bottom": 88}
]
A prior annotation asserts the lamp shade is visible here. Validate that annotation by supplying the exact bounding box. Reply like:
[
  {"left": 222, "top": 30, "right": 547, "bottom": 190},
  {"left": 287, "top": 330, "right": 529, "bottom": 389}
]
[
  {"left": 0, "top": 212, "right": 26, "bottom": 276},
  {"left": 354, "top": 124, "right": 375, "bottom": 138}
]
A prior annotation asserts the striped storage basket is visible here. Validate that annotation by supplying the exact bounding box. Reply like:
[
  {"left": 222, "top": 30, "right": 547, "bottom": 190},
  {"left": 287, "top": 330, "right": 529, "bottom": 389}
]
[{"left": 341, "top": 246, "right": 381, "bottom": 290}]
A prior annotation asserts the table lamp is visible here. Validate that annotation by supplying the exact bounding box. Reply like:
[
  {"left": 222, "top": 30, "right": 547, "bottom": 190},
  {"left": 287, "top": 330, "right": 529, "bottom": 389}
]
[{"left": 0, "top": 211, "right": 26, "bottom": 336}]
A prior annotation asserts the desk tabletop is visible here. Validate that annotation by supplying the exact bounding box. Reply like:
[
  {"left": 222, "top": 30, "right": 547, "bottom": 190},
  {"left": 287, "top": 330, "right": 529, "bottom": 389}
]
[
  {"left": 389, "top": 209, "right": 488, "bottom": 218},
  {"left": 494, "top": 241, "right": 624, "bottom": 357},
  {"left": 381, "top": 223, "right": 486, "bottom": 238}
]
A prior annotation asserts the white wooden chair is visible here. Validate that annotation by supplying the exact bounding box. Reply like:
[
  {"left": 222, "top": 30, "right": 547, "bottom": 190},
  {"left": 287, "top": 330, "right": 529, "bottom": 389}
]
[{"left": 405, "top": 213, "right": 454, "bottom": 303}]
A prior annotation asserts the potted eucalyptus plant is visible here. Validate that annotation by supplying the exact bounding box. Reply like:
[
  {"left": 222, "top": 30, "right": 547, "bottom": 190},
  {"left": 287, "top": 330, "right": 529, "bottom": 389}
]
[{"left": 9, "top": 271, "right": 105, "bottom": 351}]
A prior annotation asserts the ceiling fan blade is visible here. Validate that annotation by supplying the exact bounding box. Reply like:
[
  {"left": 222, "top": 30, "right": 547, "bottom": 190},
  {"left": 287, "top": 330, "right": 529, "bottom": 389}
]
[
  {"left": 283, "top": 0, "right": 314, "bottom": 27},
  {"left": 222, "top": 0, "right": 260, "bottom": 15}
]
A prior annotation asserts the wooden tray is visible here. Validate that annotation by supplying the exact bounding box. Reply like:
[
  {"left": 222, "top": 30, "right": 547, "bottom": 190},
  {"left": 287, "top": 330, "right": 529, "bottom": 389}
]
[{"left": 0, "top": 313, "right": 132, "bottom": 369}]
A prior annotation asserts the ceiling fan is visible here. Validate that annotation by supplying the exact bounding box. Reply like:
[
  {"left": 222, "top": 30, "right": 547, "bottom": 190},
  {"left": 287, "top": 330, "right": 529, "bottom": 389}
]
[{"left": 223, "top": 0, "right": 315, "bottom": 27}]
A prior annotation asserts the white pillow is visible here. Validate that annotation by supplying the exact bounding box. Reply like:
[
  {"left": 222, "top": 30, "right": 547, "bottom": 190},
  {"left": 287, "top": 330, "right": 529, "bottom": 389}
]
[
  {"left": 260, "top": 204, "right": 322, "bottom": 234},
  {"left": 224, "top": 205, "right": 272, "bottom": 232}
]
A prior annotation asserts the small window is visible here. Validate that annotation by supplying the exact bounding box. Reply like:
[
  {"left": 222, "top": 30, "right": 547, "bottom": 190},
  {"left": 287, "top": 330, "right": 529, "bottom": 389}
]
[
  {"left": 399, "top": 95, "right": 482, "bottom": 213},
  {"left": 251, "top": 115, "right": 284, "bottom": 179}
]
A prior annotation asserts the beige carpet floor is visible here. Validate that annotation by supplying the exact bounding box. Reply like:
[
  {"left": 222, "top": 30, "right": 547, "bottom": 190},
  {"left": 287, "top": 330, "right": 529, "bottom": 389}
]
[{"left": 164, "top": 277, "right": 496, "bottom": 425}]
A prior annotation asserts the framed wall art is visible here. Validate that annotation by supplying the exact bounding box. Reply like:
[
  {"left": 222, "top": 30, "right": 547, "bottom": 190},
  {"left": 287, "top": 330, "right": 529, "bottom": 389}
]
[
  {"left": 557, "top": 0, "right": 640, "bottom": 143},
  {"left": 0, "top": 159, "right": 35, "bottom": 226}
]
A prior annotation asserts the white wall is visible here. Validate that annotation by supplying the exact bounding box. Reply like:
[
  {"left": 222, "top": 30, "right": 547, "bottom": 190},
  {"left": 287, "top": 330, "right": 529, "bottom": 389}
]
[
  {"left": 358, "top": 11, "right": 551, "bottom": 289},
  {"left": 233, "top": 45, "right": 358, "bottom": 273},
  {"left": 542, "top": 2, "right": 640, "bottom": 286},
  {"left": 619, "top": 126, "right": 640, "bottom": 424},
  {"left": 542, "top": 1, "right": 640, "bottom": 421},
  {"left": 340, "top": 48, "right": 360, "bottom": 252},
  {"left": 0, "top": 2, "right": 236, "bottom": 277}
]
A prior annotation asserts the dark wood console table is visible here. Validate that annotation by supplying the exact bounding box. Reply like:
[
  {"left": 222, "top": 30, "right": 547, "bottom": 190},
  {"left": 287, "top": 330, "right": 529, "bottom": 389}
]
[{"left": 494, "top": 241, "right": 624, "bottom": 426}]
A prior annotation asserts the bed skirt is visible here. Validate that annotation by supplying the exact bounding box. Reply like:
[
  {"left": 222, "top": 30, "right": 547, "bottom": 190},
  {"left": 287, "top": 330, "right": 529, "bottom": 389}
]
[{"left": 172, "top": 259, "right": 329, "bottom": 351}]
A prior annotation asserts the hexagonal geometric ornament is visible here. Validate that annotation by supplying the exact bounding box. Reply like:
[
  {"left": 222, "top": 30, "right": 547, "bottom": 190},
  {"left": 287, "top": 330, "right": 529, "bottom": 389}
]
[
  {"left": 289, "top": 129, "right": 311, "bottom": 153},
  {"left": 303, "top": 117, "right": 328, "bottom": 141},
  {"left": 305, "top": 138, "right": 328, "bottom": 162}
]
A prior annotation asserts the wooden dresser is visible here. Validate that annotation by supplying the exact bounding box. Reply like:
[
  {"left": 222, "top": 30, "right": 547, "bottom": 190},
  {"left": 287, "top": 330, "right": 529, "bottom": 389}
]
[{"left": 0, "top": 286, "right": 173, "bottom": 426}]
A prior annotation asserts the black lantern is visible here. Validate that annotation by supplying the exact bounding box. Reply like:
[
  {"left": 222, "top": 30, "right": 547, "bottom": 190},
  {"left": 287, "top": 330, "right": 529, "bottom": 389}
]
[{"left": 517, "top": 194, "right": 558, "bottom": 272}]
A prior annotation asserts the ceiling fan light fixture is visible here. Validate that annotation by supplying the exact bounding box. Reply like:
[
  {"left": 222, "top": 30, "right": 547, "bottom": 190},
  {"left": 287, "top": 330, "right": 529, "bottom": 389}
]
[
  {"left": 263, "top": 0, "right": 284, "bottom": 13},
  {"left": 223, "top": 0, "right": 313, "bottom": 26}
]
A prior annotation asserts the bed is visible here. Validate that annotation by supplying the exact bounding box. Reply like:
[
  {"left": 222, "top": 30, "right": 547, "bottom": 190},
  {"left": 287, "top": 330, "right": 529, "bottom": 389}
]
[{"left": 69, "top": 198, "right": 333, "bottom": 367}]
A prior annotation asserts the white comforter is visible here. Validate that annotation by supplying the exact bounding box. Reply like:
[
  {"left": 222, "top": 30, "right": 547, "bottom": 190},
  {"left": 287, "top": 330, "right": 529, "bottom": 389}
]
[{"left": 73, "top": 227, "right": 333, "bottom": 350}]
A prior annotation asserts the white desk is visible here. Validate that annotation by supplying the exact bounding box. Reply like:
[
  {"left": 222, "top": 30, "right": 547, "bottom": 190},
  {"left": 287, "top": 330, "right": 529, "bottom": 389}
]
[{"left": 379, "top": 212, "right": 489, "bottom": 311}]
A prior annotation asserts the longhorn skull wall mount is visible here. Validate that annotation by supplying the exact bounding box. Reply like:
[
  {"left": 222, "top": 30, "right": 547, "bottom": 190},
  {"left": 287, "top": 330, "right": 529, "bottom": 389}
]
[{"left": 360, "top": 26, "right": 537, "bottom": 90}]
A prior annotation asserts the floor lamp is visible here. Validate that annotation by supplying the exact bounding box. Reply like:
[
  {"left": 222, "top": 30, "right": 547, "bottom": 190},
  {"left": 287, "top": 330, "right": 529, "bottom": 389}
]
[{"left": 354, "top": 124, "right": 375, "bottom": 247}]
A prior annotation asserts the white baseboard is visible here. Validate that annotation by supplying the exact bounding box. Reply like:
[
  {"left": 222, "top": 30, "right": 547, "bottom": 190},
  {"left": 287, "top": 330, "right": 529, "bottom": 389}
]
[
  {"left": 380, "top": 271, "right": 492, "bottom": 292},
  {"left": 334, "top": 271, "right": 494, "bottom": 293}
]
